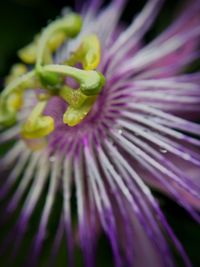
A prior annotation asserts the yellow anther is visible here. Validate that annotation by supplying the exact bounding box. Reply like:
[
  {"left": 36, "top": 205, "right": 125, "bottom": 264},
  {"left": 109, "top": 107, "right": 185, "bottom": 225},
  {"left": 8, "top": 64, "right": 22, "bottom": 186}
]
[
  {"left": 81, "top": 35, "right": 101, "bottom": 70},
  {"left": 19, "top": 42, "right": 53, "bottom": 65},
  {"left": 67, "top": 34, "right": 101, "bottom": 70},
  {"left": 0, "top": 101, "right": 16, "bottom": 127},
  {"left": 18, "top": 43, "right": 37, "bottom": 64},
  {"left": 63, "top": 96, "right": 96, "bottom": 126},
  {"left": 19, "top": 12, "right": 82, "bottom": 65},
  {"left": 18, "top": 34, "right": 54, "bottom": 65},
  {"left": 7, "top": 92, "right": 24, "bottom": 111},
  {"left": 48, "top": 32, "right": 66, "bottom": 52},
  {"left": 5, "top": 64, "right": 27, "bottom": 85},
  {"left": 18, "top": 34, "right": 40, "bottom": 64},
  {"left": 0, "top": 90, "right": 24, "bottom": 126},
  {"left": 21, "top": 100, "right": 54, "bottom": 139}
]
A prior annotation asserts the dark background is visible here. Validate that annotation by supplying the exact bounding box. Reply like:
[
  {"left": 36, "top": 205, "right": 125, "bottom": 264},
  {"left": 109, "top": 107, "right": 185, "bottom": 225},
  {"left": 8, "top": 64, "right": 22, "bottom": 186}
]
[{"left": 0, "top": 0, "right": 199, "bottom": 266}]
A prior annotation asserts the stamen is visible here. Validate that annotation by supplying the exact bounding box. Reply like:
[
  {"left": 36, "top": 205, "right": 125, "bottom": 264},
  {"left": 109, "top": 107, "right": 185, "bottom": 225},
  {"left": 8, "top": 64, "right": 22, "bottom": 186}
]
[
  {"left": 18, "top": 37, "right": 39, "bottom": 64},
  {"left": 21, "top": 99, "right": 54, "bottom": 139},
  {"left": 63, "top": 96, "right": 97, "bottom": 127},
  {"left": 0, "top": 12, "right": 105, "bottom": 141},
  {"left": 5, "top": 64, "right": 27, "bottom": 85},
  {"left": 67, "top": 34, "right": 101, "bottom": 70},
  {"left": 7, "top": 91, "right": 24, "bottom": 111},
  {"left": 0, "top": 71, "right": 35, "bottom": 126},
  {"left": 36, "top": 13, "right": 83, "bottom": 70},
  {"left": 0, "top": 99, "right": 17, "bottom": 127},
  {"left": 1, "top": 70, "right": 35, "bottom": 99},
  {"left": 18, "top": 14, "right": 82, "bottom": 66}
]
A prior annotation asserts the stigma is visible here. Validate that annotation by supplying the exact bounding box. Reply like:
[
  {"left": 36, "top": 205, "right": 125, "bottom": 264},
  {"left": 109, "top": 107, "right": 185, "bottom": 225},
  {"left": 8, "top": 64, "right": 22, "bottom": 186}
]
[{"left": 0, "top": 12, "right": 105, "bottom": 140}]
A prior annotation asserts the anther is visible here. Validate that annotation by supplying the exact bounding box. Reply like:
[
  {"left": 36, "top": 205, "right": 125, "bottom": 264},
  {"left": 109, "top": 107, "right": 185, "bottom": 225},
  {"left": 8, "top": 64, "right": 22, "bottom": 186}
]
[
  {"left": 63, "top": 96, "right": 97, "bottom": 127},
  {"left": 67, "top": 34, "right": 101, "bottom": 70},
  {"left": 21, "top": 100, "right": 54, "bottom": 139}
]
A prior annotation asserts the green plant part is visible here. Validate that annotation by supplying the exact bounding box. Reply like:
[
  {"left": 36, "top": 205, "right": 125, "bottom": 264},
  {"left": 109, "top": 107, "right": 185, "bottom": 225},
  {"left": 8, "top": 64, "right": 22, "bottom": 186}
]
[
  {"left": 63, "top": 96, "right": 97, "bottom": 127},
  {"left": 21, "top": 100, "right": 54, "bottom": 139},
  {"left": 67, "top": 34, "right": 101, "bottom": 70},
  {"left": 0, "top": 12, "right": 105, "bottom": 140}
]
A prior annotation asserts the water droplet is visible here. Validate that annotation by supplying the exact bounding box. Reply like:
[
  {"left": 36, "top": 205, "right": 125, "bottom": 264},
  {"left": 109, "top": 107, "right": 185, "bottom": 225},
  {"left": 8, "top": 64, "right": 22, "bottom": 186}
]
[
  {"left": 118, "top": 129, "right": 123, "bottom": 135},
  {"left": 49, "top": 156, "right": 56, "bottom": 162},
  {"left": 113, "top": 126, "right": 123, "bottom": 135},
  {"left": 159, "top": 148, "right": 167, "bottom": 153}
]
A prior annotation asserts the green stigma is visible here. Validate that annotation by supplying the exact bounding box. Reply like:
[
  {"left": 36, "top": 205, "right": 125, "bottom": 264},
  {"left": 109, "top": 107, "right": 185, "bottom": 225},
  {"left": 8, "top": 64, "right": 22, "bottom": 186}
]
[{"left": 0, "top": 12, "right": 105, "bottom": 140}]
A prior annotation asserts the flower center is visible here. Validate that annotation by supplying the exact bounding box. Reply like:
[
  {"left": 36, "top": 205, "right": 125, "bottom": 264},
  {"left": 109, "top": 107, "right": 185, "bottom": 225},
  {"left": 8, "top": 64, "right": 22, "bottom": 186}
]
[{"left": 0, "top": 12, "right": 105, "bottom": 140}]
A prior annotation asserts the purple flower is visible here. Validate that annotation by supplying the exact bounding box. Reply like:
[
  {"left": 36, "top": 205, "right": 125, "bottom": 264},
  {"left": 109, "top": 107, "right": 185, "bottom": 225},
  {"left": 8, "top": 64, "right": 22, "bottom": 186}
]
[{"left": 0, "top": 0, "right": 200, "bottom": 266}]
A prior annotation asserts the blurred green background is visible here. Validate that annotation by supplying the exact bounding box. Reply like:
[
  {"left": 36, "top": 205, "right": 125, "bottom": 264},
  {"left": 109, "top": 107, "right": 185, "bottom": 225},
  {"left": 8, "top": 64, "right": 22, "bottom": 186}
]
[{"left": 0, "top": 0, "right": 199, "bottom": 266}]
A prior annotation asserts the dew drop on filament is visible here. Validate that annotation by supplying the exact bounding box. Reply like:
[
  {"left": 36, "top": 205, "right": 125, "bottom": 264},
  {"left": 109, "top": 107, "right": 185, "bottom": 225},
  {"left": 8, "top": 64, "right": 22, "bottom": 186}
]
[
  {"left": 159, "top": 148, "right": 167, "bottom": 154},
  {"left": 118, "top": 129, "right": 123, "bottom": 135},
  {"left": 49, "top": 155, "right": 56, "bottom": 162}
]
